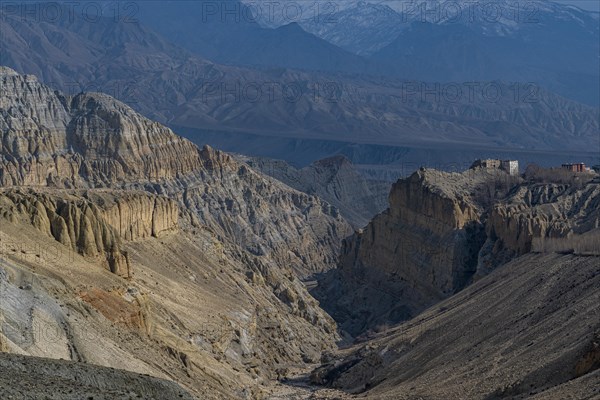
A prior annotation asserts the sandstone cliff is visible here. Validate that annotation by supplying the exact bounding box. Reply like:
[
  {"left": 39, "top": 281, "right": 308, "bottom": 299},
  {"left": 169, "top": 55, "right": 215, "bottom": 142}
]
[
  {"left": 314, "top": 168, "right": 522, "bottom": 336},
  {"left": 0, "top": 188, "right": 178, "bottom": 277},
  {"left": 0, "top": 68, "right": 351, "bottom": 277},
  {"left": 85, "top": 190, "right": 178, "bottom": 240},
  {"left": 316, "top": 166, "right": 600, "bottom": 337}
]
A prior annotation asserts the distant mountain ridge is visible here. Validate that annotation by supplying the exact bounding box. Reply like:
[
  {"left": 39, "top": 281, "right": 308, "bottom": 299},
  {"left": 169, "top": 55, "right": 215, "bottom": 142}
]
[
  {"left": 293, "top": 2, "right": 407, "bottom": 55},
  {"left": 137, "top": 0, "right": 371, "bottom": 74},
  {"left": 251, "top": 0, "right": 600, "bottom": 105},
  {"left": 1, "top": 2, "right": 598, "bottom": 169}
]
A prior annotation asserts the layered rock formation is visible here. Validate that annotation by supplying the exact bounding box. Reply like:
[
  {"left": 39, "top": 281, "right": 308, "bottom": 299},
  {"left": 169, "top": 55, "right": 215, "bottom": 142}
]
[
  {"left": 0, "top": 68, "right": 347, "bottom": 398},
  {"left": 314, "top": 168, "right": 522, "bottom": 336},
  {"left": 239, "top": 154, "right": 390, "bottom": 228},
  {"left": 0, "top": 188, "right": 178, "bottom": 277},
  {"left": 0, "top": 68, "right": 351, "bottom": 277},
  {"left": 0, "top": 67, "right": 200, "bottom": 187},
  {"left": 86, "top": 190, "right": 179, "bottom": 240}
]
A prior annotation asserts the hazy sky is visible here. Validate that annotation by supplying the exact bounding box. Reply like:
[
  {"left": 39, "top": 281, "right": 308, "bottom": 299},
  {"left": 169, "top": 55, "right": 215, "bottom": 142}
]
[{"left": 554, "top": 1, "right": 600, "bottom": 11}]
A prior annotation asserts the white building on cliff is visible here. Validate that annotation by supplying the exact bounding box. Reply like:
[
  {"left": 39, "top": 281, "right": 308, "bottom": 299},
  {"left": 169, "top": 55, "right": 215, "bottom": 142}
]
[{"left": 470, "top": 159, "right": 519, "bottom": 176}]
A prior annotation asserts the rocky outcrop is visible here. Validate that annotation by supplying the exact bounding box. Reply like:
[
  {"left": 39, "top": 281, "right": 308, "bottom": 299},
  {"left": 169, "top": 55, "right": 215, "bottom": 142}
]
[
  {"left": 483, "top": 182, "right": 600, "bottom": 264},
  {"left": 316, "top": 166, "right": 600, "bottom": 336},
  {"left": 0, "top": 188, "right": 178, "bottom": 277},
  {"left": 79, "top": 287, "right": 150, "bottom": 333},
  {"left": 86, "top": 191, "right": 178, "bottom": 240},
  {"left": 240, "top": 154, "right": 390, "bottom": 228},
  {"left": 315, "top": 168, "right": 522, "bottom": 336},
  {"left": 0, "top": 68, "right": 201, "bottom": 188},
  {"left": 0, "top": 69, "right": 352, "bottom": 277},
  {"left": 182, "top": 147, "right": 352, "bottom": 278}
]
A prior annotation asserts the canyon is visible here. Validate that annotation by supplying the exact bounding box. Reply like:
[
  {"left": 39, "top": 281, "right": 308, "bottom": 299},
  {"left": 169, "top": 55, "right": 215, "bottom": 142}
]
[
  {"left": 315, "top": 166, "right": 600, "bottom": 337},
  {"left": 0, "top": 68, "right": 349, "bottom": 398},
  {"left": 0, "top": 68, "right": 598, "bottom": 399}
]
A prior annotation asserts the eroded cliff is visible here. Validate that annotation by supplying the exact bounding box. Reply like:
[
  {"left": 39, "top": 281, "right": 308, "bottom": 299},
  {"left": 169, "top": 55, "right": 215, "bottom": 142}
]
[
  {"left": 485, "top": 182, "right": 600, "bottom": 262},
  {"left": 0, "top": 68, "right": 201, "bottom": 187},
  {"left": 0, "top": 188, "right": 178, "bottom": 277},
  {"left": 316, "top": 166, "right": 600, "bottom": 337},
  {"left": 0, "top": 68, "right": 347, "bottom": 398},
  {"left": 314, "top": 167, "right": 522, "bottom": 336},
  {"left": 0, "top": 68, "right": 351, "bottom": 277}
]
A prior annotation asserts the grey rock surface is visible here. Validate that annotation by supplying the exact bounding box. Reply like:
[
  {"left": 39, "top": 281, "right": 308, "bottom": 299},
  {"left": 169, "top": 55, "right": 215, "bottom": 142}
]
[
  {"left": 0, "top": 352, "right": 195, "bottom": 399},
  {"left": 238, "top": 154, "right": 390, "bottom": 229}
]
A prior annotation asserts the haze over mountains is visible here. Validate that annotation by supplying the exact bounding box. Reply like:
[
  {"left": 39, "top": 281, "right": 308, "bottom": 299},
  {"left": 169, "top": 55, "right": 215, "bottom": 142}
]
[
  {"left": 247, "top": 0, "right": 600, "bottom": 105},
  {"left": 1, "top": 0, "right": 598, "bottom": 173},
  {"left": 137, "top": 1, "right": 371, "bottom": 74}
]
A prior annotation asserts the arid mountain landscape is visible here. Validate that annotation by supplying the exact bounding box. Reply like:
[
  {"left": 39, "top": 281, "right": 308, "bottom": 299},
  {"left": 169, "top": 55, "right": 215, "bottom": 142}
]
[
  {"left": 1, "top": 65, "right": 598, "bottom": 399},
  {"left": 0, "top": 66, "right": 355, "bottom": 398},
  {"left": 1, "top": 1, "right": 599, "bottom": 399}
]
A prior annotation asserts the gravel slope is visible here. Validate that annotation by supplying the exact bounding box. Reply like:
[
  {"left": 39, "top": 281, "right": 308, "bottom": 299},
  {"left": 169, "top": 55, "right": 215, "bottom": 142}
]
[{"left": 0, "top": 352, "right": 194, "bottom": 400}]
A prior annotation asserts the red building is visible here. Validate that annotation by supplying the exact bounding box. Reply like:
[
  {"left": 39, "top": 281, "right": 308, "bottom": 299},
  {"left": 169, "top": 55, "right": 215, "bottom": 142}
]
[{"left": 562, "top": 163, "right": 586, "bottom": 173}]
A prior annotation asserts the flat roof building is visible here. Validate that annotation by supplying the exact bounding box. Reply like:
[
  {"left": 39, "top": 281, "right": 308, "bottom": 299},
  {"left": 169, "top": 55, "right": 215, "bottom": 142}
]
[
  {"left": 562, "top": 163, "right": 586, "bottom": 173},
  {"left": 470, "top": 159, "right": 519, "bottom": 176}
]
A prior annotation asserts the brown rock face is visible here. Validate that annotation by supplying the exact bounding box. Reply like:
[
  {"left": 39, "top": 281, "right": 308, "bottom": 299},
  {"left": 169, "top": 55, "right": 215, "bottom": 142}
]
[
  {"left": 0, "top": 69, "right": 351, "bottom": 278},
  {"left": 85, "top": 191, "right": 178, "bottom": 240},
  {"left": 316, "top": 165, "right": 600, "bottom": 337},
  {"left": 0, "top": 188, "right": 178, "bottom": 277},
  {"left": 79, "top": 287, "right": 150, "bottom": 333},
  {"left": 315, "top": 168, "right": 522, "bottom": 336}
]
